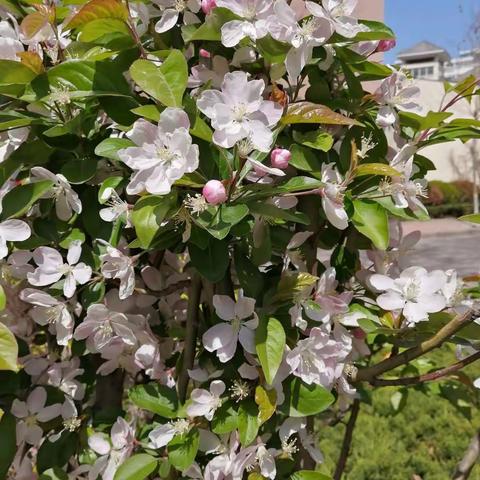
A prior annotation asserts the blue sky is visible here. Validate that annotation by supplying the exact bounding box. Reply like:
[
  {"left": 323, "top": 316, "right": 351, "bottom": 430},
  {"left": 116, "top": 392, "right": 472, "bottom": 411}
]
[{"left": 384, "top": 0, "right": 479, "bottom": 64}]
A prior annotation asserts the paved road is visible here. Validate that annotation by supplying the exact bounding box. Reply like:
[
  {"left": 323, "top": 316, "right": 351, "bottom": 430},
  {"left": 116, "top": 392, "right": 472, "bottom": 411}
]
[{"left": 405, "top": 231, "right": 480, "bottom": 276}]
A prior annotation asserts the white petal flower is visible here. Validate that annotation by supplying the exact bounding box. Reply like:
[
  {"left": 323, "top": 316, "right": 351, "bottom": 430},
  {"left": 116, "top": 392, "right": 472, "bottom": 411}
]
[
  {"left": 286, "top": 325, "right": 352, "bottom": 388},
  {"left": 216, "top": 0, "right": 273, "bottom": 47},
  {"left": 20, "top": 288, "right": 74, "bottom": 345},
  {"left": 197, "top": 71, "right": 282, "bottom": 152},
  {"left": 0, "top": 219, "right": 31, "bottom": 259},
  {"left": 27, "top": 241, "right": 92, "bottom": 298},
  {"left": 202, "top": 290, "right": 257, "bottom": 362},
  {"left": 12, "top": 387, "right": 62, "bottom": 445},
  {"left": 318, "top": 163, "right": 348, "bottom": 230},
  {"left": 152, "top": 0, "right": 201, "bottom": 33},
  {"left": 118, "top": 108, "right": 199, "bottom": 196},
  {"left": 187, "top": 380, "right": 225, "bottom": 420},
  {"left": 99, "top": 243, "right": 136, "bottom": 299},
  {"left": 31, "top": 167, "right": 82, "bottom": 221},
  {"left": 370, "top": 266, "right": 447, "bottom": 324}
]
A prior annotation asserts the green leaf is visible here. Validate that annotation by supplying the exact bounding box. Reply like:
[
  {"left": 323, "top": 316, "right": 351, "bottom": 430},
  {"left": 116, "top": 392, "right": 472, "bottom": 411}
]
[
  {"left": 289, "top": 144, "right": 323, "bottom": 172},
  {"left": 355, "top": 20, "right": 395, "bottom": 40},
  {"left": 255, "top": 316, "right": 286, "bottom": 385},
  {"left": 81, "top": 281, "right": 105, "bottom": 309},
  {"left": 290, "top": 472, "right": 331, "bottom": 480},
  {"left": 0, "top": 60, "right": 37, "bottom": 85},
  {"left": 276, "top": 176, "right": 323, "bottom": 193},
  {"left": 355, "top": 163, "right": 400, "bottom": 177},
  {"left": 273, "top": 272, "right": 318, "bottom": 303},
  {"left": 0, "top": 286, "right": 6, "bottom": 312},
  {"left": 130, "top": 51, "right": 188, "bottom": 107},
  {"left": 255, "top": 385, "right": 276, "bottom": 424},
  {"left": 238, "top": 401, "right": 260, "bottom": 446},
  {"left": 256, "top": 35, "right": 291, "bottom": 63},
  {"left": 61, "top": 156, "right": 98, "bottom": 184},
  {"left": 39, "top": 468, "right": 69, "bottom": 480},
  {"left": 128, "top": 383, "right": 178, "bottom": 418},
  {"left": 189, "top": 237, "right": 229, "bottom": 282},
  {"left": 98, "top": 176, "right": 124, "bottom": 203},
  {"left": 131, "top": 193, "right": 178, "bottom": 248},
  {"left": 211, "top": 401, "right": 239, "bottom": 434},
  {"left": 282, "top": 378, "right": 335, "bottom": 417},
  {"left": 248, "top": 202, "right": 310, "bottom": 225},
  {"left": 0, "top": 413, "right": 16, "bottom": 479},
  {"left": 182, "top": 7, "right": 238, "bottom": 42},
  {"left": 233, "top": 247, "right": 264, "bottom": 298},
  {"left": 352, "top": 199, "right": 389, "bottom": 250},
  {"left": 131, "top": 104, "right": 162, "bottom": 122},
  {"left": 168, "top": 428, "right": 199, "bottom": 472},
  {"left": 0, "top": 180, "right": 53, "bottom": 220},
  {"left": 113, "top": 454, "right": 158, "bottom": 480},
  {"left": 293, "top": 130, "right": 334, "bottom": 151},
  {"left": 78, "top": 18, "right": 131, "bottom": 42},
  {"left": 95, "top": 137, "right": 134, "bottom": 161},
  {"left": 37, "top": 431, "right": 78, "bottom": 473},
  {"left": 281, "top": 101, "right": 360, "bottom": 126},
  {"left": 459, "top": 213, "right": 480, "bottom": 224},
  {"left": 195, "top": 204, "right": 249, "bottom": 240},
  {"left": 0, "top": 323, "right": 18, "bottom": 372},
  {"left": 399, "top": 111, "right": 452, "bottom": 131}
]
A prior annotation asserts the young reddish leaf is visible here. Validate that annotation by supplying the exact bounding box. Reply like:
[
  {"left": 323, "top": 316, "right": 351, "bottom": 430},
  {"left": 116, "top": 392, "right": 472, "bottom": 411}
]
[
  {"left": 66, "top": 0, "right": 129, "bottom": 30},
  {"left": 17, "top": 51, "right": 44, "bottom": 74},
  {"left": 281, "top": 101, "right": 361, "bottom": 126}
]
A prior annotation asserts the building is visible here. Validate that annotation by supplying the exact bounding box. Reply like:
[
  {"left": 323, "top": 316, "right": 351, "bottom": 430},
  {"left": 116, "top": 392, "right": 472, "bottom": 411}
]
[{"left": 396, "top": 41, "right": 479, "bottom": 82}]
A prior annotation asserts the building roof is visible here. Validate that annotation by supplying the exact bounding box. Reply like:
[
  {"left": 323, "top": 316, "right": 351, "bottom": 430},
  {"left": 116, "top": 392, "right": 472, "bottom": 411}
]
[{"left": 397, "top": 41, "right": 451, "bottom": 61}]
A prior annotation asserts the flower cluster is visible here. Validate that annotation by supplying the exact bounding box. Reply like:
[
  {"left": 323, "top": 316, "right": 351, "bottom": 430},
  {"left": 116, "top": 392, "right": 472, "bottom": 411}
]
[{"left": 0, "top": 0, "right": 478, "bottom": 479}]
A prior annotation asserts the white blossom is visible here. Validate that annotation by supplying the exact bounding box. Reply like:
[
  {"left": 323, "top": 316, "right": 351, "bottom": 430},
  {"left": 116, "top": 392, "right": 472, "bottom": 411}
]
[
  {"left": 30, "top": 167, "right": 82, "bottom": 221},
  {"left": 99, "top": 243, "right": 136, "bottom": 300},
  {"left": 319, "top": 163, "right": 348, "bottom": 230},
  {"left": 370, "top": 266, "right": 447, "bottom": 324},
  {"left": 152, "top": 0, "right": 201, "bottom": 33},
  {"left": 216, "top": 0, "right": 273, "bottom": 47},
  {"left": 27, "top": 242, "right": 92, "bottom": 298},
  {"left": 197, "top": 71, "right": 282, "bottom": 152},
  {"left": 202, "top": 290, "right": 258, "bottom": 362},
  {"left": 20, "top": 288, "right": 74, "bottom": 345},
  {"left": 0, "top": 219, "right": 31, "bottom": 259},
  {"left": 187, "top": 380, "right": 225, "bottom": 420},
  {"left": 118, "top": 108, "right": 199, "bottom": 196}
]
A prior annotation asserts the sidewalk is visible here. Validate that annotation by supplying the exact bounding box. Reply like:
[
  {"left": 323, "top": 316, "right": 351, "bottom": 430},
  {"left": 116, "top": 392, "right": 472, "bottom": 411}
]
[{"left": 402, "top": 218, "right": 480, "bottom": 237}]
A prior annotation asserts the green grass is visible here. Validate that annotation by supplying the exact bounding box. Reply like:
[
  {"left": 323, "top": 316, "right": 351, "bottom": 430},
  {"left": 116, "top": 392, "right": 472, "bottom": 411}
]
[{"left": 317, "top": 346, "right": 480, "bottom": 479}]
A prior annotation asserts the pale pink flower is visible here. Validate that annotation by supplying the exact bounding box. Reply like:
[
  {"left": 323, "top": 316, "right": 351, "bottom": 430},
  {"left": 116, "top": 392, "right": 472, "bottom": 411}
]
[
  {"left": 27, "top": 242, "right": 92, "bottom": 298},
  {"left": 319, "top": 163, "right": 348, "bottom": 230},
  {"left": 286, "top": 326, "right": 352, "bottom": 388},
  {"left": 197, "top": 71, "right": 283, "bottom": 152},
  {"left": 370, "top": 266, "right": 447, "bottom": 324},
  {"left": 12, "top": 387, "right": 62, "bottom": 445},
  {"left": 20, "top": 288, "right": 74, "bottom": 345},
  {"left": 149, "top": 418, "right": 191, "bottom": 449},
  {"left": 99, "top": 243, "right": 136, "bottom": 300},
  {"left": 187, "top": 380, "right": 225, "bottom": 420},
  {"left": 0, "top": 219, "right": 31, "bottom": 259},
  {"left": 74, "top": 304, "right": 137, "bottom": 352},
  {"left": 202, "top": 290, "right": 258, "bottom": 362},
  {"left": 201, "top": 0, "right": 216, "bottom": 13},
  {"left": 216, "top": 0, "right": 273, "bottom": 47},
  {"left": 118, "top": 108, "right": 199, "bottom": 196},
  {"left": 270, "top": 148, "right": 291, "bottom": 169},
  {"left": 279, "top": 417, "right": 323, "bottom": 463},
  {"left": 30, "top": 166, "right": 82, "bottom": 221},
  {"left": 88, "top": 417, "right": 135, "bottom": 480}
]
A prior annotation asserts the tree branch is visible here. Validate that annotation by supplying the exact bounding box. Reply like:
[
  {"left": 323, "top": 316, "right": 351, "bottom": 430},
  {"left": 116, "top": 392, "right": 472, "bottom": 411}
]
[
  {"left": 333, "top": 399, "right": 361, "bottom": 480},
  {"left": 370, "top": 350, "right": 480, "bottom": 387},
  {"left": 453, "top": 430, "right": 480, "bottom": 480},
  {"left": 347, "top": 309, "right": 474, "bottom": 383},
  {"left": 177, "top": 272, "right": 202, "bottom": 403}
]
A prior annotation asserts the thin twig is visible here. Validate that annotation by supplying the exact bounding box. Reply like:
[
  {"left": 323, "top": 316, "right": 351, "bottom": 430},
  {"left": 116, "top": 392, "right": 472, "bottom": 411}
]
[
  {"left": 453, "top": 430, "right": 480, "bottom": 480},
  {"left": 177, "top": 272, "right": 202, "bottom": 403},
  {"left": 333, "top": 399, "right": 361, "bottom": 480},
  {"left": 347, "top": 309, "right": 474, "bottom": 383},
  {"left": 371, "top": 350, "right": 480, "bottom": 387}
]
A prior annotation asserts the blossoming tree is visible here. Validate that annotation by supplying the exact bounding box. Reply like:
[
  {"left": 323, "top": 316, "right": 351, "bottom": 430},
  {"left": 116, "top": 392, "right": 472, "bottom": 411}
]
[{"left": 0, "top": 0, "right": 480, "bottom": 478}]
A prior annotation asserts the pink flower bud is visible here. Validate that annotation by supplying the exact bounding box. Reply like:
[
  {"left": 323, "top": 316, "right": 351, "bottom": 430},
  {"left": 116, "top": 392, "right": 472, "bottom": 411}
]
[
  {"left": 352, "top": 328, "right": 366, "bottom": 340},
  {"left": 201, "top": 0, "right": 216, "bottom": 14},
  {"left": 270, "top": 148, "right": 291, "bottom": 170},
  {"left": 199, "top": 48, "right": 211, "bottom": 58},
  {"left": 376, "top": 39, "right": 396, "bottom": 53},
  {"left": 203, "top": 180, "right": 227, "bottom": 205}
]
